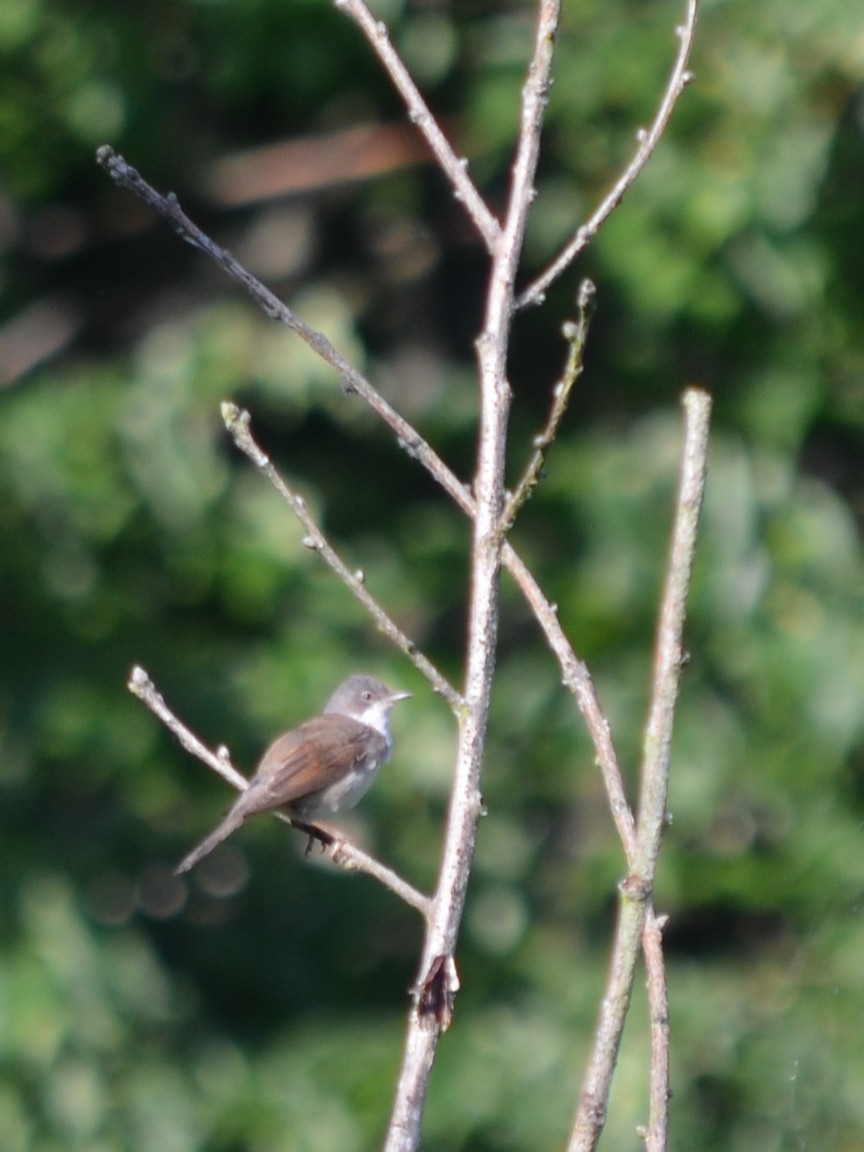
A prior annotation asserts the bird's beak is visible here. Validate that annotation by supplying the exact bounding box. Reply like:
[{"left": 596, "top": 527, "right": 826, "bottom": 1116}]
[{"left": 391, "top": 690, "right": 412, "bottom": 703}]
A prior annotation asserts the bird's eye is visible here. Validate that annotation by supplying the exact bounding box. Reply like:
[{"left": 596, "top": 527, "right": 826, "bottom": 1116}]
[{"left": 362, "top": 691, "right": 372, "bottom": 701}]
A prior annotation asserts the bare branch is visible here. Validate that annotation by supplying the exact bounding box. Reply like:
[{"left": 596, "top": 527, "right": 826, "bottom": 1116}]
[
  {"left": 220, "top": 402, "right": 463, "bottom": 713},
  {"left": 567, "top": 387, "right": 711, "bottom": 1152},
  {"left": 637, "top": 387, "right": 711, "bottom": 869},
  {"left": 128, "top": 665, "right": 432, "bottom": 917},
  {"left": 516, "top": 0, "right": 699, "bottom": 310},
  {"left": 95, "top": 145, "right": 467, "bottom": 513},
  {"left": 383, "top": 4, "right": 563, "bottom": 1147},
  {"left": 643, "top": 910, "right": 671, "bottom": 1152},
  {"left": 328, "top": 840, "right": 432, "bottom": 919},
  {"left": 504, "top": 546, "right": 636, "bottom": 860},
  {"left": 128, "top": 665, "right": 247, "bottom": 791},
  {"left": 503, "top": 279, "right": 595, "bottom": 530},
  {"left": 568, "top": 876, "right": 648, "bottom": 1152},
  {"left": 334, "top": 0, "right": 501, "bottom": 252}
]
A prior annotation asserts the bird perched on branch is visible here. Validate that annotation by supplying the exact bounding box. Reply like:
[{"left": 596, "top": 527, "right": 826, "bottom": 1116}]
[{"left": 176, "top": 674, "right": 410, "bottom": 874}]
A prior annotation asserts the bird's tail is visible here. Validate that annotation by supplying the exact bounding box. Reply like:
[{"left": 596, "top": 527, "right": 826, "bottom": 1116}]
[{"left": 175, "top": 808, "right": 246, "bottom": 875}]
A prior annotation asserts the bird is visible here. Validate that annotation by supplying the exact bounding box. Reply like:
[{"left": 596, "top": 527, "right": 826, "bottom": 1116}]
[{"left": 175, "top": 674, "right": 411, "bottom": 874}]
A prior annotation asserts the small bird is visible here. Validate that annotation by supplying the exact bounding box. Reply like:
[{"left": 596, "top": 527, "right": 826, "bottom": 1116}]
[{"left": 175, "top": 674, "right": 411, "bottom": 874}]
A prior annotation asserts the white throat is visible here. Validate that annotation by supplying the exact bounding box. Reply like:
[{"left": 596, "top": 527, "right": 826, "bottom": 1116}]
[{"left": 355, "top": 699, "right": 395, "bottom": 748}]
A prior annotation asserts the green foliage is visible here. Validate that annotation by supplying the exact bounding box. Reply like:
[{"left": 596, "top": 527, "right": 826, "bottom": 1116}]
[{"left": 2, "top": 0, "right": 863, "bottom": 1148}]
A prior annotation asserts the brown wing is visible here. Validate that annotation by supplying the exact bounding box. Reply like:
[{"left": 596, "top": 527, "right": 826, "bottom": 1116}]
[{"left": 234, "top": 714, "right": 386, "bottom": 819}]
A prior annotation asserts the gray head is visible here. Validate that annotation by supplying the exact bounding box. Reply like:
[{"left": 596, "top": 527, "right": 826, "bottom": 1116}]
[{"left": 323, "top": 674, "right": 411, "bottom": 741}]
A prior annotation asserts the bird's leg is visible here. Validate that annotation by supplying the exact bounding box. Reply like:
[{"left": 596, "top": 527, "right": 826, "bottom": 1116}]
[{"left": 289, "top": 818, "right": 334, "bottom": 855}]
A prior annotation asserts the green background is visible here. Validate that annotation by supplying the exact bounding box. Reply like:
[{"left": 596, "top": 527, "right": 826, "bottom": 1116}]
[{"left": 1, "top": 0, "right": 863, "bottom": 1148}]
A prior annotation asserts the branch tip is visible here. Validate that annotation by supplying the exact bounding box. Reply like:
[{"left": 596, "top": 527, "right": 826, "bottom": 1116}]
[
  {"left": 221, "top": 400, "right": 242, "bottom": 427},
  {"left": 95, "top": 143, "right": 116, "bottom": 170},
  {"left": 577, "top": 277, "right": 596, "bottom": 309}
]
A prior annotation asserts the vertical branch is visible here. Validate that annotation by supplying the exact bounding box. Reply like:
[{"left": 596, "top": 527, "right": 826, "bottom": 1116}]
[
  {"left": 383, "top": 3, "right": 562, "bottom": 1149},
  {"left": 636, "top": 388, "right": 711, "bottom": 872},
  {"left": 643, "top": 909, "right": 671, "bottom": 1152},
  {"left": 567, "top": 388, "right": 711, "bottom": 1152}
]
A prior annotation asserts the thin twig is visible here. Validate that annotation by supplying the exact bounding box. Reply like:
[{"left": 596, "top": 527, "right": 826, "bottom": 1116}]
[
  {"left": 334, "top": 0, "right": 501, "bottom": 253},
  {"left": 221, "top": 402, "right": 463, "bottom": 714},
  {"left": 506, "top": 546, "right": 636, "bottom": 861},
  {"left": 567, "top": 387, "right": 711, "bottom": 1152},
  {"left": 516, "top": 0, "right": 699, "bottom": 310},
  {"left": 503, "top": 279, "right": 595, "bottom": 530},
  {"left": 129, "top": 665, "right": 247, "bottom": 790},
  {"left": 128, "top": 665, "right": 432, "bottom": 917}
]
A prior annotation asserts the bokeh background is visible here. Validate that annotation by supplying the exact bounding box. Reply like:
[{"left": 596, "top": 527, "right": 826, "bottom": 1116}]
[{"left": 2, "top": 0, "right": 863, "bottom": 1149}]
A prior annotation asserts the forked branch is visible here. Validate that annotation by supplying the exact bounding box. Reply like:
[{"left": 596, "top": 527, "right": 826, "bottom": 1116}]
[{"left": 516, "top": 0, "right": 699, "bottom": 309}]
